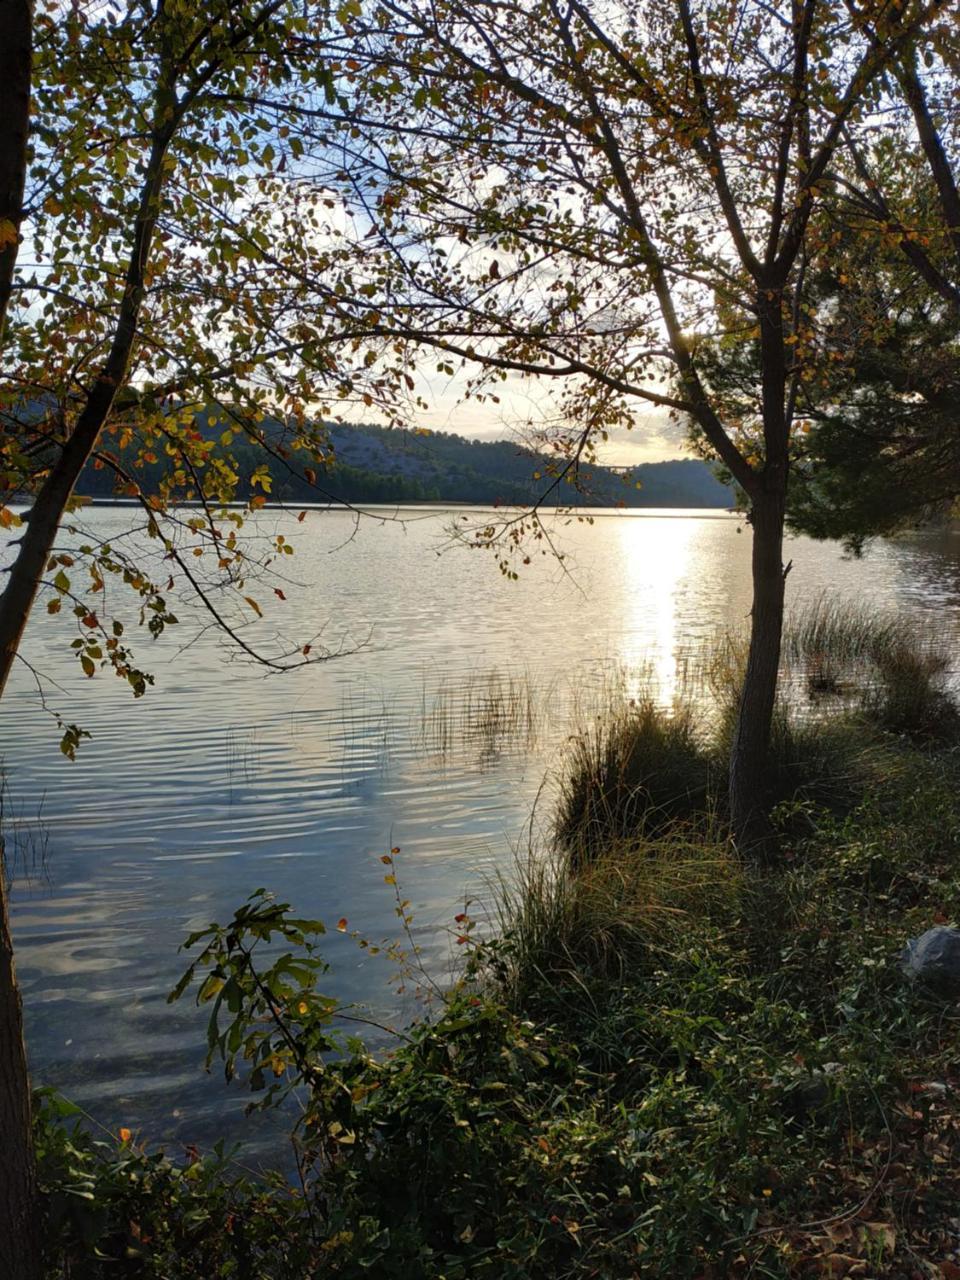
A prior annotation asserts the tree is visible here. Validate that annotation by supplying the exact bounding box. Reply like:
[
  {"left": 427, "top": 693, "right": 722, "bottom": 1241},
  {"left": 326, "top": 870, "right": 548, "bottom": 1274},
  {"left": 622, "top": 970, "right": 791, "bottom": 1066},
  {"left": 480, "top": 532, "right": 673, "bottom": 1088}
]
[
  {"left": 285, "top": 0, "right": 946, "bottom": 841},
  {"left": 787, "top": 184, "right": 960, "bottom": 547},
  {"left": 0, "top": 3, "right": 406, "bottom": 1272},
  {"left": 0, "top": 0, "right": 32, "bottom": 348},
  {"left": 693, "top": 17, "right": 960, "bottom": 550},
  {"left": 788, "top": 20, "right": 960, "bottom": 545}
]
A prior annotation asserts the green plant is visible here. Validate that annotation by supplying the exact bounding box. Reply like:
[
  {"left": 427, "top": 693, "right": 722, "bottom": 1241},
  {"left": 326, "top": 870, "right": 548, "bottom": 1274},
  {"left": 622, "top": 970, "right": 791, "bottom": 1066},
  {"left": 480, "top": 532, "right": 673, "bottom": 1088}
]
[
  {"left": 491, "top": 825, "right": 741, "bottom": 994},
  {"left": 35, "top": 1091, "right": 313, "bottom": 1279}
]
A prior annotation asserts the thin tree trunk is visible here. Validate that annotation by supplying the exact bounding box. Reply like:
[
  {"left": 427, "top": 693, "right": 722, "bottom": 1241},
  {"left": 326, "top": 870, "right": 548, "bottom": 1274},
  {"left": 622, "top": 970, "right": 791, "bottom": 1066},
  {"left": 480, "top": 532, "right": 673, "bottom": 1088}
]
[
  {"left": 729, "top": 279, "right": 790, "bottom": 850},
  {"left": 0, "top": 848, "right": 40, "bottom": 1280},
  {"left": 0, "top": 8, "right": 41, "bottom": 1267},
  {"left": 0, "top": 101, "right": 175, "bottom": 1280},
  {"left": 0, "top": 0, "right": 33, "bottom": 351},
  {"left": 729, "top": 490, "right": 787, "bottom": 848}
]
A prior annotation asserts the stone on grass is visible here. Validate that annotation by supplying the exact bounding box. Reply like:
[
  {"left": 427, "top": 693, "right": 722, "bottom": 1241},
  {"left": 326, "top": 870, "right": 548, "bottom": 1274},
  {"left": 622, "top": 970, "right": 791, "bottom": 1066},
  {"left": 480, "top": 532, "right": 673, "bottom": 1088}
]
[{"left": 901, "top": 926, "right": 960, "bottom": 995}]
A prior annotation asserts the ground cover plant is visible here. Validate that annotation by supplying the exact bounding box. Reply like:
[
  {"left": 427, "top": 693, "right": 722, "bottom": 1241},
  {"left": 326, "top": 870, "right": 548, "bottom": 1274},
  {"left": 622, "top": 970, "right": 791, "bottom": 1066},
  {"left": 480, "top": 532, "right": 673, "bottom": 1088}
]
[{"left": 35, "top": 613, "right": 960, "bottom": 1278}]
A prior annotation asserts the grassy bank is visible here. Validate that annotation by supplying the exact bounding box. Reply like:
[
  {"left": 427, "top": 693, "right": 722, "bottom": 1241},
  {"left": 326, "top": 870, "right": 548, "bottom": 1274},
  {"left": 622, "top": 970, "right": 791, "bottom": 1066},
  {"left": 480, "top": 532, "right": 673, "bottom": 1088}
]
[{"left": 36, "top": 608, "right": 960, "bottom": 1279}]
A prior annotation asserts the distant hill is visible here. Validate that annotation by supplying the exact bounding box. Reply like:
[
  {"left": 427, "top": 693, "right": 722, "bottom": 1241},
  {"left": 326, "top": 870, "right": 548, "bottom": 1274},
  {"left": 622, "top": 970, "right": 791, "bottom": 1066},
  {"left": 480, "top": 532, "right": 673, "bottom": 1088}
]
[
  {"left": 313, "top": 423, "right": 735, "bottom": 509},
  {"left": 71, "top": 416, "right": 735, "bottom": 509}
]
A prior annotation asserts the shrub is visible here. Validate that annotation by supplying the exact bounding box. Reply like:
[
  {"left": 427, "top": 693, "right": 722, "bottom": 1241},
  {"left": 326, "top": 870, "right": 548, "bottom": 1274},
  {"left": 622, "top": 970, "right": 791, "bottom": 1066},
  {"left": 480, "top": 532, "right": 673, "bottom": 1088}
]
[{"left": 35, "top": 1091, "right": 310, "bottom": 1279}]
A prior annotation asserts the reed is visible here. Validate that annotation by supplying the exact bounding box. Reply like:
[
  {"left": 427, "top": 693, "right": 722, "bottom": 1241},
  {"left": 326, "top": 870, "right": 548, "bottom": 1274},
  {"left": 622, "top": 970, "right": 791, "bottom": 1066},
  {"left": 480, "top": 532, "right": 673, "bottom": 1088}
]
[
  {"left": 417, "top": 668, "right": 546, "bottom": 761},
  {"left": 492, "top": 819, "right": 740, "bottom": 996},
  {"left": 553, "top": 695, "right": 713, "bottom": 863}
]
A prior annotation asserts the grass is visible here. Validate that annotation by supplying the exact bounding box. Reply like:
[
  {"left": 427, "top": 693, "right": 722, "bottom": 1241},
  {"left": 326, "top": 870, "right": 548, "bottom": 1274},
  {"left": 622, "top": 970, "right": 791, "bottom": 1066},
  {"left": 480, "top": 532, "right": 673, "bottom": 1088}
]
[
  {"left": 553, "top": 598, "right": 959, "bottom": 866},
  {"left": 783, "top": 596, "right": 956, "bottom": 738},
  {"left": 554, "top": 696, "right": 713, "bottom": 862},
  {"left": 492, "top": 820, "right": 740, "bottom": 995}
]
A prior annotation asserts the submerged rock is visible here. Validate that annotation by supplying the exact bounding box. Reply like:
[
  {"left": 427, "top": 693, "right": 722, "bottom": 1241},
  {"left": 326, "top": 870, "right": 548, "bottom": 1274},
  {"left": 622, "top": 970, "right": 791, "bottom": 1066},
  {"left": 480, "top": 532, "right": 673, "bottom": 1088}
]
[{"left": 901, "top": 926, "right": 960, "bottom": 995}]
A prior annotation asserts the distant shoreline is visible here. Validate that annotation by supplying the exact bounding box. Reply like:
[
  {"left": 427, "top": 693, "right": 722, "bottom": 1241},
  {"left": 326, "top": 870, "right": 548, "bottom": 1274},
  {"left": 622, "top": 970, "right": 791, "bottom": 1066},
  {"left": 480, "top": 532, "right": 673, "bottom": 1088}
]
[{"left": 54, "top": 497, "right": 739, "bottom": 518}]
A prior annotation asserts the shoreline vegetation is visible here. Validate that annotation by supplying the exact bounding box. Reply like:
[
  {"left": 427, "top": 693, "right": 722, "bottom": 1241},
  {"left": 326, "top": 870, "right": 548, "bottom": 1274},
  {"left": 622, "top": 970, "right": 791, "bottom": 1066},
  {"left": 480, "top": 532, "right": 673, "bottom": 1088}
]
[{"left": 34, "top": 602, "right": 960, "bottom": 1278}]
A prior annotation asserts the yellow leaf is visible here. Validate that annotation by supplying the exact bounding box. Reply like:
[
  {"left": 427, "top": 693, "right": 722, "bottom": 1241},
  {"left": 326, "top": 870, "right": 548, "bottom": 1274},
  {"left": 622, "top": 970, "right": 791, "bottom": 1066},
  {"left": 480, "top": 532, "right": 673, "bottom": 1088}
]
[
  {"left": 0, "top": 218, "right": 18, "bottom": 249},
  {"left": 244, "top": 596, "right": 262, "bottom": 618}
]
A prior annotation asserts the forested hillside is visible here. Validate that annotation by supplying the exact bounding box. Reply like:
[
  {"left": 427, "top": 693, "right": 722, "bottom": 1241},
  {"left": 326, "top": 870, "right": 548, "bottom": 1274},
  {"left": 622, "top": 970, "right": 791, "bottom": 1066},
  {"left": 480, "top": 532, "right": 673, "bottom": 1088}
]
[{"left": 76, "top": 419, "right": 735, "bottom": 509}]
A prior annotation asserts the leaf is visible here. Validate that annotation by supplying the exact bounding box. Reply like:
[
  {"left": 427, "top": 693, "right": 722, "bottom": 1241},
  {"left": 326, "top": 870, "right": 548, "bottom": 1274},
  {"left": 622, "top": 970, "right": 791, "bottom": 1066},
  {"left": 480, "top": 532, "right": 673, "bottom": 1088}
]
[
  {"left": 243, "top": 596, "right": 263, "bottom": 618},
  {"left": 249, "top": 495, "right": 266, "bottom": 510},
  {"left": 336, "top": 918, "right": 348, "bottom": 931}
]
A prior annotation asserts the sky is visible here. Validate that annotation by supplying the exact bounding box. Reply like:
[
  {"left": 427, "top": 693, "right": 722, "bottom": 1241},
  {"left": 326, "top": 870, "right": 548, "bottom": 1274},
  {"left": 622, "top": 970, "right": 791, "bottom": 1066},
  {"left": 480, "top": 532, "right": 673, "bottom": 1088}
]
[{"left": 405, "top": 366, "right": 691, "bottom": 466}]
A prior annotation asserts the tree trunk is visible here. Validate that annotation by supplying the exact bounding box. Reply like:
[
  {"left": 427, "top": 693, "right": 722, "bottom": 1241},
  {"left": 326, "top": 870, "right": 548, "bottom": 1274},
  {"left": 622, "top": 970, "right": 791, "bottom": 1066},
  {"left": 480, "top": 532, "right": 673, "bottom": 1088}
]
[
  {"left": 0, "top": 0, "right": 33, "bottom": 350},
  {"left": 0, "top": 96, "right": 177, "bottom": 1280},
  {"left": 729, "top": 489, "right": 787, "bottom": 849},
  {"left": 0, "top": 849, "right": 40, "bottom": 1280}
]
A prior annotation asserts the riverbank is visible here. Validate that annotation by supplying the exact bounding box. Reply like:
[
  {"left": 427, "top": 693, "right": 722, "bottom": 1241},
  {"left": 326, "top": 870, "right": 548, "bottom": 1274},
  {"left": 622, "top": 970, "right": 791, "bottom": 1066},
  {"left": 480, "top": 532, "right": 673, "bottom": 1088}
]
[{"left": 35, "top": 615, "right": 960, "bottom": 1278}]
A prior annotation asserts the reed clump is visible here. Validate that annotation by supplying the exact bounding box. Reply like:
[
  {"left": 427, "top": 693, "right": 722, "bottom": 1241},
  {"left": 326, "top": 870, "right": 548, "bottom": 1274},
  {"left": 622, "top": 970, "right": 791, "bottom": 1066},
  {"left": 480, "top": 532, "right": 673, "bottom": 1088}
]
[
  {"left": 494, "top": 821, "right": 740, "bottom": 995},
  {"left": 784, "top": 597, "right": 957, "bottom": 740},
  {"left": 554, "top": 696, "right": 713, "bottom": 863},
  {"left": 552, "top": 600, "right": 958, "bottom": 870}
]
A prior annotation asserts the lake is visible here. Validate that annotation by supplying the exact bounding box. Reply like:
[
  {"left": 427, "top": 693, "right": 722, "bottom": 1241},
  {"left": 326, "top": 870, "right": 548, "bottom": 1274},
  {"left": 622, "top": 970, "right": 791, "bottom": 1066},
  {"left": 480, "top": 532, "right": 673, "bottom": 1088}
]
[{"left": 5, "top": 505, "right": 960, "bottom": 1156}]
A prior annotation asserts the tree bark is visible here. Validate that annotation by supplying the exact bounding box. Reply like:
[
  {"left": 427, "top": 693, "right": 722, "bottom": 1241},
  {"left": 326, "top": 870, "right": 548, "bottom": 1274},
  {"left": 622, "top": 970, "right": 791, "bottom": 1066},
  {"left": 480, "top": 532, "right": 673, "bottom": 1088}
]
[
  {"left": 0, "top": 95, "right": 175, "bottom": 1280},
  {"left": 729, "top": 491, "right": 788, "bottom": 848},
  {"left": 729, "top": 281, "right": 790, "bottom": 850},
  {"left": 0, "top": 0, "right": 33, "bottom": 351},
  {"left": 0, "top": 850, "right": 40, "bottom": 1280}
]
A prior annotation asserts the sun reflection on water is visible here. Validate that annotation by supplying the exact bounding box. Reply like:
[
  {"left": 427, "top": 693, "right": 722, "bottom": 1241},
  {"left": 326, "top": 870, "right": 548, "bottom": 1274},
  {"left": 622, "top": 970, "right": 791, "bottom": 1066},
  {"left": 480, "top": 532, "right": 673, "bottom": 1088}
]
[{"left": 611, "top": 516, "right": 699, "bottom": 703}]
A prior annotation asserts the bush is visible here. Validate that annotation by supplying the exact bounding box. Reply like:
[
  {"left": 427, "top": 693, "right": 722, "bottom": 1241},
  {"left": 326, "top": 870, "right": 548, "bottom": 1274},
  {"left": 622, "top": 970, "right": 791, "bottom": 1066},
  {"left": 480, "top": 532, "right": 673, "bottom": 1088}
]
[{"left": 35, "top": 1091, "right": 310, "bottom": 1279}]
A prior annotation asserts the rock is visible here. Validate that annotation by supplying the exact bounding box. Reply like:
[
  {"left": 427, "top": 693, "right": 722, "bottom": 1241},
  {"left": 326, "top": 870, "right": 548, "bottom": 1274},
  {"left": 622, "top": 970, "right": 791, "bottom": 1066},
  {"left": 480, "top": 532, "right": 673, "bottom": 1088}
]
[
  {"left": 901, "top": 926, "right": 960, "bottom": 995},
  {"left": 782, "top": 1063, "right": 843, "bottom": 1122}
]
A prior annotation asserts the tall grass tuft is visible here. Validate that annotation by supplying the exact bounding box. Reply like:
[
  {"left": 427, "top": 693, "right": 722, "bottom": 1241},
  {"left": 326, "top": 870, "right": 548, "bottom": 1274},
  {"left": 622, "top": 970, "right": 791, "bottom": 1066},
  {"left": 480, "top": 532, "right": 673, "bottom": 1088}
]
[
  {"left": 492, "top": 823, "right": 740, "bottom": 997},
  {"left": 554, "top": 696, "right": 713, "bottom": 864},
  {"left": 784, "top": 597, "right": 958, "bottom": 740}
]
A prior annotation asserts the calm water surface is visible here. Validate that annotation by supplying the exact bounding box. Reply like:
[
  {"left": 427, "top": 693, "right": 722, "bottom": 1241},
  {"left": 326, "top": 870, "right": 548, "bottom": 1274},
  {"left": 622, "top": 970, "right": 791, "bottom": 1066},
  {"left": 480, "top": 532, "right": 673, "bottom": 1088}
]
[{"left": 5, "top": 505, "right": 960, "bottom": 1154}]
